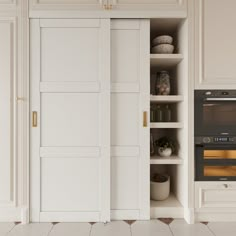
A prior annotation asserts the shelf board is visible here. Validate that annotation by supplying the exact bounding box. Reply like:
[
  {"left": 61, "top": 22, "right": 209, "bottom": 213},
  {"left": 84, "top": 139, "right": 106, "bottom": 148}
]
[
  {"left": 150, "top": 95, "right": 183, "bottom": 103},
  {"left": 150, "top": 54, "right": 183, "bottom": 69},
  {"left": 150, "top": 122, "right": 183, "bottom": 129},
  {"left": 150, "top": 155, "right": 183, "bottom": 165},
  {"left": 150, "top": 193, "right": 184, "bottom": 218}
]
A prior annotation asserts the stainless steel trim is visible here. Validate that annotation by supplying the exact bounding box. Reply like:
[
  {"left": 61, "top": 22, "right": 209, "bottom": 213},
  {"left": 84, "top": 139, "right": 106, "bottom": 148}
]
[{"left": 205, "top": 98, "right": 236, "bottom": 101}]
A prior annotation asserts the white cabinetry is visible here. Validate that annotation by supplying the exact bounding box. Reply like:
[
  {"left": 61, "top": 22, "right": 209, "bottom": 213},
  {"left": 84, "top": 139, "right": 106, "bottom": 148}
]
[
  {"left": 111, "top": 19, "right": 150, "bottom": 220},
  {"left": 195, "top": 182, "right": 236, "bottom": 221},
  {"left": 195, "top": 0, "right": 236, "bottom": 88},
  {"left": 0, "top": 16, "right": 16, "bottom": 216},
  {"left": 111, "top": 0, "right": 186, "bottom": 10},
  {"left": 29, "top": 0, "right": 187, "bottom": 18},
  {"left": 30, "top": 0, "right": 105, "bottom": 10},
  {"left": 0, "top": 1, "right": 28, "bottom": 222},
  {"left": 30, "top": 19, "right": 111, "bottom": 222},
  {"left": 30, "top": 18, "right": 150, "bottom": 222}
]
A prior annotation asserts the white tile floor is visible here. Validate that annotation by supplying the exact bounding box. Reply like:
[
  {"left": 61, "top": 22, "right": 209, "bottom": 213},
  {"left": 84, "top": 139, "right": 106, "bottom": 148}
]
[{"left": 1, "top": 220, "right": 235, "bottom": 236}]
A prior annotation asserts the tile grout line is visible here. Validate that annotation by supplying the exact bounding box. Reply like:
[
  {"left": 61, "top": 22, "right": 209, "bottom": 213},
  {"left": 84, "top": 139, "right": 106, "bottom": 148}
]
[
  {"left": 6, "top": 223, "right": 17, "bottom": 235},
  {"left": 129, "top": 223, "right": 132, "bottom": 236},
  {"left": 89, "top": 223, "right": 93, "bottom": 236},
  {"left": 167, "top": 224, "right": 175, "bottom": 236},
  {"left": 206, "top": 224, "right": 217, "bottom": 236},
  {"left": 46, "top": 223, "right": 55, "bottom": 236}
]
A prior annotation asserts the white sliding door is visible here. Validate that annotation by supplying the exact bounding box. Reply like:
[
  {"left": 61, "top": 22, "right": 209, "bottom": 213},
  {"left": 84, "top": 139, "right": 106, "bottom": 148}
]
[
  {"left": 110, "top": 19, "right": 150, "bottom": 220},
  {"left": 30, "top": 19, "right": 110, "bottom": 222}
]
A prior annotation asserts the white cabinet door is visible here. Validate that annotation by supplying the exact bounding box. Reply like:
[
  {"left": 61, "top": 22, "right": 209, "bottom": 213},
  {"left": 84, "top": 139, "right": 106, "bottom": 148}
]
[
  {"left": 110, "top": 19, "right": 150, "bottom": 220},
  {"left": 195, "top": 182, "right": 236, "bottom": 211},
  {"left": 110, "top": 0, "right": 186, "bottom": 11},
  {"left": 30, "top": 19, "right": 110, "bottom": 222},
  {"left": 0, "top": 18, "right": 16, "bottom": 208},
  {"left": 30, "top": 0, "right": 104, "bottom": 10},
  {"left": 195, "top": 0, "right": 236, "bottom": 88}
]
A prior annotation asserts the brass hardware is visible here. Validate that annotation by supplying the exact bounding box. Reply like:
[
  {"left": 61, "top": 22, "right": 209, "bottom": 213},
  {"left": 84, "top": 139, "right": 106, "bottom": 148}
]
[
  {"left": 143, "top": 111, "right": 147, "bottom": 127},
  {"left": 16, "top": 97, "right": 24, "bottom": 101},
  {"left": 32, "top": 111, "right": 37, "bottom": 127},
  {"left": 103, "top": 4, "right": 108, "bottom": 10},
  {"left": 224, "top": 184, "right": 228, "bottom": 188}
]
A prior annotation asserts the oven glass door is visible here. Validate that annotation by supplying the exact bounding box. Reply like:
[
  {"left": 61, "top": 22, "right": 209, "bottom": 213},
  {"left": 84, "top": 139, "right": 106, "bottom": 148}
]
[
  {"left": 195, "top": 145, "right": 236, "bottom": 181},
  {"left": 195, "top": 93, "right": 236, "bottom": 135}
]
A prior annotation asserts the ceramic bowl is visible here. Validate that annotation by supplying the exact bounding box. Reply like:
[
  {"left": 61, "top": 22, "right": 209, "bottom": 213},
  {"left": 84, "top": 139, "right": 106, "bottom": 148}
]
[
  {"left": 151, "top": 44, "right": 174, "bottom": 54},
  {"left": 152, "top": 35, "right": 173, "bottom": 46},
  {"left": 150, "top": 174, "right": 170, "bottom": 201}
]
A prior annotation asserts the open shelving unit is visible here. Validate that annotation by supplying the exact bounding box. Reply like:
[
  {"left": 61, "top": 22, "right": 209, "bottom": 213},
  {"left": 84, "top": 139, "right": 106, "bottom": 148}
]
[
  {"left": 150, "top": 122, "right": 183, "bottom": 129},
  {"left": 150, "top": 155, "right": 183, "bottom": 165},
  {"left": 150, "top": 54, "right": 183, "bottom": 69},
  {"left": 150, "top": 193, "right": 183, "bottom": 218},
  {"left": 150, "top": 95, "right": 184, "bottom": 103},
  {"left": 149, "top": 18, "right": 188, "bottom": 219}
]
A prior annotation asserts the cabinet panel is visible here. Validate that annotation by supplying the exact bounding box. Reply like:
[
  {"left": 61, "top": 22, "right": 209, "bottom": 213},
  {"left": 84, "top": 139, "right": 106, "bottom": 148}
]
[
  {"left": 111, "top": 19, "right": 150, "bottom": 220},
  {"left": 31, "top": 19, "right": 110, "bottom": 222},
  {"left": 41, "top": 93, "right": 99, "bottom": 147},
  {"left": 41, "top": 27, "right": 99, "bottom": 82},
  {"left": 0, "top": 19, "right": 15, "bottom": 205},
  {"left": 111, "top": 0, "right": 186, "bottom": 10},
  {"left": 195, "top": 0, "right": 236, "bottom": 88},
  {"left": 41, "top": 157, "right": 100, "bottom": 211},
  {"left": 114, "top": 0, "right": 182, "bottom": 4},
  {"left": 37, "top": 0, "right": 100, "bottom": 3},
  {"left": 111, "top": 157, "right": 139, "bottom": 209},
  {"left": 111, "top": 28, "right": 139, "bottom": 83},
  {"left": 195, "top": 182, "right": 236, "bottom": 212},
  {"left": 30, "top": 0, "right": 103, "bottom": 11},
  {"left": 111, "top": 94, "right": 139, "bottom": 146},
  {"left": 0, "top": 0, "right": 16, "bottom": 4}
]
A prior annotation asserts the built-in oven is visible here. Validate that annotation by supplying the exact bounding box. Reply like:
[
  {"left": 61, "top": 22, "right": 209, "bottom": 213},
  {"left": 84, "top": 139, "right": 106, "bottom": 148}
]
[
  {"left": 195, "top": 136, "right": 236, "bottom": 181},
  {"left": 195, "top": 90, "right": 236, "bottom": 136}
]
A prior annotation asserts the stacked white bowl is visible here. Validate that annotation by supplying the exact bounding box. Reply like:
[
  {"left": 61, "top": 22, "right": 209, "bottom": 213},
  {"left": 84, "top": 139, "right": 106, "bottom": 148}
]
[{"left": 151, "top": 35, "right": 174, "bottom": 54}]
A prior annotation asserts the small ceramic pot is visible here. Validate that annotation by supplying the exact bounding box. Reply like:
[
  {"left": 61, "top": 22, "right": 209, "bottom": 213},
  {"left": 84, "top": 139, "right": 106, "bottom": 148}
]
[
  {"left": 158, "top": 147, "right": 172, "bottom": 157},
  {"left": 150, "top": 174, "right": 170, "bottom": 201}
]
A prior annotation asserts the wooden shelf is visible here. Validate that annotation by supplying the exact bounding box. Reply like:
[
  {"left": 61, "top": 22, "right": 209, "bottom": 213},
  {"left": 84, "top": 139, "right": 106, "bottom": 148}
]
[
  {"left": 150, "top": 54, "right": 183, "bottom": 69},
  {"left": 150, "top": 122, "right": 183, "bottom": 129},
  {"left": 150, "top": 193, "right": 183, "bottom": 218},
  {"left": 150, "top": 155, "right": 183, "bottom": 165},
  {"left": 150, "top": 95, "right": 183, "bottom": 103}
]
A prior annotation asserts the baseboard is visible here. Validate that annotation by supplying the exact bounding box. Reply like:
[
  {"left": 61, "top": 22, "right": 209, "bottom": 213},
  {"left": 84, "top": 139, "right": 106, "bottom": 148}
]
[
  {"left": 184, "top": 208, "right": 195, "bottom": 224},
  {"left": 0, "top": 206, "right": 29, "bottom": 223},
  {"left": 195, "top": 212, "right": 236, "bottom": 222},
  {"left": 0, "top": 207, "right": 22, "bottom": 222}
]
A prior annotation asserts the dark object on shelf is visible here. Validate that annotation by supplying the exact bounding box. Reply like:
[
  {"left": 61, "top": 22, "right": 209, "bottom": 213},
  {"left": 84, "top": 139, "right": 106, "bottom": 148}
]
[
  {"left": 150, "top": 133, "right": 155, "bottom": 156},
  {"left": 163, "top": 105, "right": 171, "bottom": 122},
  {"left": 155, "top": 71, "right": 170, "bottom": 95},
  {"left": 152, "top": 174, "right": 168, "bottom": 183},
  {"left": 155, "top": 136, "right": 176, "bottom": 152}
]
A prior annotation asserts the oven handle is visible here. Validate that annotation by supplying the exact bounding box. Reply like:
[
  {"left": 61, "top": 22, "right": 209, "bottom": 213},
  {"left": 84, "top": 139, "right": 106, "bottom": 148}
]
[{"left": 205, "top": 98, "right": 236, "bottom": 101}]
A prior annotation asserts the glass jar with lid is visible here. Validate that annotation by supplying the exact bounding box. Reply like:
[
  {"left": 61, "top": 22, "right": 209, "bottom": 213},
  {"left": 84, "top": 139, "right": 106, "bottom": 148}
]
[{"left": 155, "top": 71, "right": 171, "bottom": 95}]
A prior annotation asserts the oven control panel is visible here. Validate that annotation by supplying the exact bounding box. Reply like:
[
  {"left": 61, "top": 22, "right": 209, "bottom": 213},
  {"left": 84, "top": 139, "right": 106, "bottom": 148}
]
[
  {"left": 213, "top": 137, "right": 234, "bottom": 142},
  {"left": 195, "top": 136, "right": 236, "bottom": 144}
]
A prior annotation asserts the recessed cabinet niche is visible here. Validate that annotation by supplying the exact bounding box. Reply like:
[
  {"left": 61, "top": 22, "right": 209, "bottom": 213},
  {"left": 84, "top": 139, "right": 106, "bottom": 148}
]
[{"left": 149, "top": 18, "right": 189, "bottom": 219}]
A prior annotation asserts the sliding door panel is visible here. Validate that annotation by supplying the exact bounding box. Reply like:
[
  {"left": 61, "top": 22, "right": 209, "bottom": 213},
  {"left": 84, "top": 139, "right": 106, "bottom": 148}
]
[
  {"left": 111, "top": 19, "right": 150, "bottom": 220},
  {"left": 30, "top": 19, "right": 110, "bottom": 222}
]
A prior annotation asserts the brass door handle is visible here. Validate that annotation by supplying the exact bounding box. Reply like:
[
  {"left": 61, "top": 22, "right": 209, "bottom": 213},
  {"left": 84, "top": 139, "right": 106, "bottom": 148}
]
[
  {"left": 143, "top": 111, "right": 148, "bottom": 127},
  {"left": 32, "top": 111, "right": 38, "bottom": 127}
]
